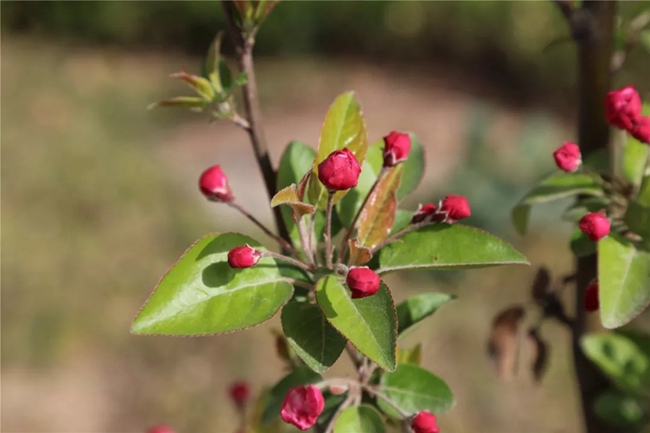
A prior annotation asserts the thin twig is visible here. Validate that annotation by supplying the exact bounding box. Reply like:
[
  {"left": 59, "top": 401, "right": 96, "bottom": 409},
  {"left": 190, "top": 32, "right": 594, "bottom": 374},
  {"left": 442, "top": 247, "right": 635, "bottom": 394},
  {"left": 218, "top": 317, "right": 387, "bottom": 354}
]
[
  {"left": 324, "top": 395, "right": 353, "bottom": 433},
  {"left": 229, "top": 201, "right": 300, "bottom": 257},
  {"left": 220, "top": 1, "right": 290, "bottom": 244},
  {"left": 345, "top": 342, "right": 362, "bottom": 369},
  {"left": 263, "top": 251, "right": 313, "bottom": 272},
  {"left": 338, "top": 167, "right": 388, "bottom": 263},
  {"left": 325, "top": 192, "right": 335, "bottom": 268},
  {"left": 280, "top": 278, "right": 315, "bottom": 291}
]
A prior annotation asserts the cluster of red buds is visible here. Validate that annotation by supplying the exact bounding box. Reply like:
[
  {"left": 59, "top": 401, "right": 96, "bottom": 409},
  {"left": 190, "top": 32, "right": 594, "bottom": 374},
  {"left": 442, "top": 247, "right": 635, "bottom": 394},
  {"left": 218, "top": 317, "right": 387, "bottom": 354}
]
[
  {"left": 605, "top": 85, "right": 650, "bottom": 144},
  {"left": 198, "top": 131, "right": 470, "bottom": 306}
]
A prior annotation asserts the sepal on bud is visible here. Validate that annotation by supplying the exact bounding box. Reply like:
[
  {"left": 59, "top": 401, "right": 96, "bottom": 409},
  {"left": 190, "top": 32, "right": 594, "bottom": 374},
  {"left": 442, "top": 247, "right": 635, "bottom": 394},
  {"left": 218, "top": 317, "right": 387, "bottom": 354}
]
[
  {"left": 227, "top": 245, "right": 261, "bottom": 268},
  {"left": 383, "top": 131, "right": 411, "bottom": 167},
  {"left": 411, "top": 203, "right": 438, "bottom": 224}
]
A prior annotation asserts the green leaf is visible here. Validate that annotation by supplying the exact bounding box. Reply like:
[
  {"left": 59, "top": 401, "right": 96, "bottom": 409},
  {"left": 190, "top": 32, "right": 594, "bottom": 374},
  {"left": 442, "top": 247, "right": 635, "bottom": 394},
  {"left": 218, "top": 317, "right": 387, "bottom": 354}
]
[
  {"left": 570, "top": 227, "right": 597, "bottom": 257},
  {"left": 397, "top": 292, "right": 455, "bottom": 339},
  {"left": 357, "top": 165, "right": 403, "bottom": 249},
  {"left": 594, "top": 390, "right": 647, "bottom": 427},
  {"left": 623, "top": 136, "right": 649, "bottom": 187},
  {"left": 262, "top": 366, "right": 322, "bottom": 424},
  {"left": 277, "top": 141, "right": 317, "bottom": 246},
  {"left": 308, "top": 92, "right": 368, "bottom": 208},
  {"left": 397, "top": 134, "right": 425, "bottom": 200},
  {"left": 624, "top": 201, "right": 650, "bottom": 242},
  {"left": 581, "top": 333, "right": 650, "bottom": 395},
  {"left": 562, "top": 196, "right": 610, "bottom": 223},
  {"left": 147, "top": 96, "right": 209, "bottom": 111},
  {"left": 170, "top": 72, "right": 215, "bottom": 101},
  {"left": 337, "top": 142, "right": 383, "bottom": 228},
  {"left": 378, "top": 363, "right": 454, "bottom": 418},
  {"left": 281, "top": 301, "right": 347, "bottom": 373},
  {"left": 392, "top": 210, "right": 412, "bottom": 233},
  {"left": 512, "top": 172, "right": 604, "bottom": 235},
  {"left": 131, "top": 233, "right": 293, "bottom": 335},
  {"left": 598, "top": 235, "right": 650, "bottom": 329},
  {"left": 334, "top": 405, "right": 386, "bottom": 433},
  {"left": 396, "top": 344, "right": 422, "bottom": 365},
  {"left": 378, "top": 224, "right": 528, "bottom": 274},
  {"left": 316, "top": 276, "right": 397, "bottom": 371},
  {"left": 202, "top": 32, "right": 224, "bottom": 93}
]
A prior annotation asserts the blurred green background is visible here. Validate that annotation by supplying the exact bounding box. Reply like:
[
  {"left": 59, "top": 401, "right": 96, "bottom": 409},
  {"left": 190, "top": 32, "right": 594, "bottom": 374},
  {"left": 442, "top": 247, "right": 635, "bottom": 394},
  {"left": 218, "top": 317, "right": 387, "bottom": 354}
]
[{"left": 2, "top": 1, "right": 649, "bottom": 432}]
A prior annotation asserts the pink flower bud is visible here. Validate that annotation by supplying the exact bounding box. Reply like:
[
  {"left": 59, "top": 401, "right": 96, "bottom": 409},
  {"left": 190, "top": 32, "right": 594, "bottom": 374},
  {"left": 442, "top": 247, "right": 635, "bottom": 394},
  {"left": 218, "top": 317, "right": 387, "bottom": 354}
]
[
  {"left": 346, "top": 266, "right": 381, "bottom": 299},
  {"left": 199, "top": 165, "right": 234, "bottom": 202},
  {"left": 584, "top": 282, "right": 599, "bottom": 312},
  {"left": 553, "top": 142, "right": 582, "bottom": 172},
  {"left": 383, "top": 131, "right": 411, "bottom": 167},
  {"left": 146, "top": 425, "right": 175, "bottom": 433},
  {"left": 227, "top": 245, "right": 261, "bottom": 268},
  {"left": 411, "top": 411, "right": 440, "bottom": 433},
  {"left": 411, "top": 203, "right": 438, "bottom": 224},
  {"left": 605, "top": 85, "right": 642, "bottom": 130},
  {"left": 229, "top": 381, "right": 250, "bottom": 406},
  {"left": 578, "top": 212, "right": 610, "bottom": 241},
  {"left": 440, "top": 195, "right": 471, "bottom": 223},
  {"left": 317, "top": 148, "right": 362, "bottom": 191},
  {"left": 630, "top": 116, "right": 650, "bottom": 144},
  {"left": 280, "top": 385, "right": 325, "bottom": 431}
]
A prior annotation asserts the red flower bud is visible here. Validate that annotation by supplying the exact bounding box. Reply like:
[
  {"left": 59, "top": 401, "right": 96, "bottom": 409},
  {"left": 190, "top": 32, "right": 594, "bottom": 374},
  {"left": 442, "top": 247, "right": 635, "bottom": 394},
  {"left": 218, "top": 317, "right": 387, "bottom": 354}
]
[
  {"left": 553, "top": 142, "right": 582, "bottom": 172},
  {"left": 630, "top": 116, "right": 650, "bottom": 144},
  {"left": 440, "top": 195, "right": 471, "bottom": 222},
  {"left": 146, "top": 425, "right": 175, "bottom": 433},
  {"left": 346, "top": 266, "right": 381, "bottom": 299},
  {"left": 605, "top": 85, "right": 642, "bottom": 130},
  {"left": 578, "top": 212, "right": 610, "bottom": 241},
  {"left": 317, "top": 148, "right": 362, "bottom": 191},
  {"left": 584, "top": 282, "right": 599, "bottom": 312},
  {"left": 229, "top": 381, "right": 250, "bottom": 406},
  {"left": 383, "top": 131, "right": 411, "bottom": 167},
  {"left": 411, "top": 411, "right": 440, "bottom": 433},
  {"left": 199, "top": 165, "right": 234, "bottom": 202},
  {"left": 280, "top": 385, "right": 325, "bottom": 431},
  {"left": 227, "top": 245, "right": 261, "bottom": 268},
  {"left": 411, "top": 203, "right": 438, "bottom": 224}
]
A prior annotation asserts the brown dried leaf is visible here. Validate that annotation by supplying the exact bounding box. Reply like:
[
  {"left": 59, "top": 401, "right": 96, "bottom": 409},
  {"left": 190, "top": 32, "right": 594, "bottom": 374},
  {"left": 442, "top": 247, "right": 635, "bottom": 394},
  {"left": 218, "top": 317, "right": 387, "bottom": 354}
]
[
  {"left": 357, "top": 165, "right": 403, "bottom": 248},
  {"left": 348, "top": 238, "right": 373, "bottom": 266},
  {"left": 271, "top": 184, "right": 314, "bottom": 218},
  {"left": 528, "top": 329, "right": 549, "bottom": 383},
  {"left": 487, "top": 305, "right": 526, "bottom": 379},
  {"left": 531, "top": 266, "right": 552, "bottom": 305},
  {"left": 296, "top": 170, "right": 311, "bottom": 202}
]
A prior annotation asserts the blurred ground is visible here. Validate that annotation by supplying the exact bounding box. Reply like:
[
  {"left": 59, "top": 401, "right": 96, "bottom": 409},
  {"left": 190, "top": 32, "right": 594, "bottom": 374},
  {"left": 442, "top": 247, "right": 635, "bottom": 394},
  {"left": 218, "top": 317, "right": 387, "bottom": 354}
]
[{"left": 2, "top": 36, "right": 601, "bottom": 433}]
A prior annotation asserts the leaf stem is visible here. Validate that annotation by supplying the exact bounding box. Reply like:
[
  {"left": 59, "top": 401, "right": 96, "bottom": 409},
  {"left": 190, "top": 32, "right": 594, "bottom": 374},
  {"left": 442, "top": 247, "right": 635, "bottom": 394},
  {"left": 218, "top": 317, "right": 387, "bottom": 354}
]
[
  {"left": 280, "top": 278, "right": 315, "bottom": 291},
  {"left": 325, "top": 192, "right": 335, "bottom": 268},
  {"left": 294, "top": 211, "right": 316, "bottom": 268},
  {"left": 229, "top": 201, "right": 300, "bottom": 257},
  {"left": 309, "top": 214, "right": 322, "bottom": 267},
  {"left": 220, "top": 0, "right": 290, "bottom": 244},
  {"left": 345, "top": 342, "right": 362, "bottom": 369},
  {"left": 262, "top": 251, "right": 313, "bottom": 272},
  {"left": 364, "top": 386, "right": 410, "bottom": 419},
  {"left": 338, "top": 167, "right": 389, "bottom": 263},
  {"left": 324, "top": 395, "right": 353, "bottom": 433}
]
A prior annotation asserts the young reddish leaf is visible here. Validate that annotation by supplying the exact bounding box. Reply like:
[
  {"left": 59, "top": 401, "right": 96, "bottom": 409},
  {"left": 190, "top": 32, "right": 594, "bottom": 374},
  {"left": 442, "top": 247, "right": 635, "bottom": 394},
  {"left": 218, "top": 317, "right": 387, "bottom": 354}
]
[
  {"left": 527, "top": 329, "right": 549, "bottom": 382},
  {"left": 357, "top": 165, "right": 403, "bottom": 249},
  {"left": 487, "top": 306, "right": 526, "bottom": 379},
  {"left": 308, "top": 92, "right": 368, "bottom": 208},
  {"left": 170, "top": 71, "right": 215, "bottom": 101},
  {"left": 271, "top": 184, "right": 315, "bottom": 218},
  {"left": 348, "top": 238, "right": 373, "bottom": 266}
]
